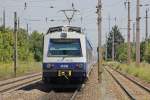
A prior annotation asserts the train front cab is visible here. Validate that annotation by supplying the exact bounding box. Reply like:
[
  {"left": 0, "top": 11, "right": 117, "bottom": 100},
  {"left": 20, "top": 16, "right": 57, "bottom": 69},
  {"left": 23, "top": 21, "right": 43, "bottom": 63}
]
[{"left": 42, "top": 36, "right": 87, "bottom": 83}]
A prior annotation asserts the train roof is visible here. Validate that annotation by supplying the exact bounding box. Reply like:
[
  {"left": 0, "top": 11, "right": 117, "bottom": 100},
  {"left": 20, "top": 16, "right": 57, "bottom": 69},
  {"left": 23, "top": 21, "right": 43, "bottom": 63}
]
[{"left": 47, "top": 26, "right": 82, "bottom": 34}]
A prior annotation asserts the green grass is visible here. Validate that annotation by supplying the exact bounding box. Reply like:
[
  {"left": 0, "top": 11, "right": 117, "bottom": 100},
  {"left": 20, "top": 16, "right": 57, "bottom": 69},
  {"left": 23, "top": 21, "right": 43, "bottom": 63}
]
[
  {"left": 105, "top": 62, "right": 150, "bottom": 83},
  {"left": 0, "top": 62, "right": 42, "bottom": 80}
]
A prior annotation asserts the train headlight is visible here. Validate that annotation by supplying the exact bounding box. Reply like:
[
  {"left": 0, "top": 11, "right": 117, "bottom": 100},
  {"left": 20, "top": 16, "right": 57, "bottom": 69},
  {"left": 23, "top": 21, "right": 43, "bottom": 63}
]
[
  {"left": 76, "top": 63, "right": 84, "bottom": 69},
  {"left": 61, "top": 33, "right": 67, "bottom": 38},
  {"left": 46, "top": 64, "right": 54, "bottom": 69}
]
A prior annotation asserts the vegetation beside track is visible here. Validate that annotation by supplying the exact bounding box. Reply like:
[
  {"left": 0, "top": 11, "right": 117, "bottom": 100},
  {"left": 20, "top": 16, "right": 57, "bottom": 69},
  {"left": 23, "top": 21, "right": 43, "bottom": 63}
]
[
  {"left": 0, "top": 62, "right": 41, "bottom": 81},
  {"left": 105, "top": 62, "right": 150, "bottom": 83},
  {"left": 103, "top": 25, "right": 150, "bottom": 83},
  {"left": 0, "top": 26, "right": 43, "bottom": 80},
  {"left": 0, "top": 26, "right": 43, "bottom": 62}
]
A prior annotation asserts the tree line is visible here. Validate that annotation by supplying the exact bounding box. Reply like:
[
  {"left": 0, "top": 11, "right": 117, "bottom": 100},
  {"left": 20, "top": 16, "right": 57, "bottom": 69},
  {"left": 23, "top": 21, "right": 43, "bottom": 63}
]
[
  {"left": 105, "top": 25, "right": 150, "bottom": 63},
  {"left": 0, "top": 26, "right": 43, "bottom": 62}
]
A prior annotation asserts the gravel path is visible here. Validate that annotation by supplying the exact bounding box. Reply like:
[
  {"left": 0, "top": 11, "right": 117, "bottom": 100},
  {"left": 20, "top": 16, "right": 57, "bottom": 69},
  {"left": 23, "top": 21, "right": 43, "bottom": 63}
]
[
  {"left": 0, "top": 89, "right": 46, "bottom": 100},
  {"left": 1, "top": 64, "right": 142, "bottom": 100},
  {"left": 75, "top": 64, "right": 101, "bottom": 100},
  {"left": 120, "top": 70, "right": 150, "bottom": 89},
  {"left": 40, "top": 90, "right": 74, "bottom": 100},
  {"left": 108, "top": 67, "right": 150, "bottom": 100},
  {"left": 101, "top": 67, "right": 129, "bottom": 100}
]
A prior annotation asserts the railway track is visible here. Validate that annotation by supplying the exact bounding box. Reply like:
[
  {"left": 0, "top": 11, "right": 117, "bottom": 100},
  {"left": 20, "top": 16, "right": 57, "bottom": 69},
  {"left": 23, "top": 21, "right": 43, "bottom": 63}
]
[
  {"left": 110, "top": 67, "right": 150, "bottom": 93},
  {"left": 70, "top": 84, "right": 85, "bottom": 100},
  {"left": 104, "top": 66, "right": 150, "bottom": 100},
  {"left": 40, "top": 65, "right": 94, "bottom": 100},
  {"left": 41, "top": 84, "right": 84, "bottom": 100},
  {"left": 0, "top": 73, "right": 42, "bottom": 93}
]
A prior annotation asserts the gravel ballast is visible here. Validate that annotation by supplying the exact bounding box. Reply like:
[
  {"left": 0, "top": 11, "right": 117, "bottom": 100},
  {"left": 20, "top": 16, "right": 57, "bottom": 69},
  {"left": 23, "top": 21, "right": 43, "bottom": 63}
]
[{"left": 75, "top": 64, "right": 101, "bottom": 100}]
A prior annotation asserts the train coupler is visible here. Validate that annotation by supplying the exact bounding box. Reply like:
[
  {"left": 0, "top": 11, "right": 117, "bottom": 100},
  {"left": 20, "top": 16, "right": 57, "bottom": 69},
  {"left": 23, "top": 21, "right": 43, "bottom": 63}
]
[{"left": 58, "top": 70, "right": 72, "bottom": 79}]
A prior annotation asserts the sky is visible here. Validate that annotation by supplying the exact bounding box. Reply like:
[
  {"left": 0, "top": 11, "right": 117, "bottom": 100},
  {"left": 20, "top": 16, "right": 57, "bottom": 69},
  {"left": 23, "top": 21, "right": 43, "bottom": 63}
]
[{"left": 0, "top": 0, "right": 150, "bottom": 51}]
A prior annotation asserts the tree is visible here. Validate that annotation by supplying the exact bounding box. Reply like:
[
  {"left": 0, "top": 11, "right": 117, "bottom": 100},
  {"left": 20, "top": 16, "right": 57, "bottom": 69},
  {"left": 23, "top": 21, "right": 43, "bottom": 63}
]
[
  {"left": 143, "top": 39, "right": 150, "bottom": 63},
  {"left": 29, "top": 31, "right": 43, "bottom": 61},
  {"left": 0, "top": 25, "right": 44, "bottom": 63},
  {"left": 106, "top": 25, "right": 125, "bottom": 60},
  {"left": 144, "top": 44, "right": 150, "bottom": 63},
  {"left": 140, "top": 41, "right": 146, "bottom": 61},
  {"left": 116, "top": 43, "right": 127, "bottom": 62},
  {"left": 17, "top": 28, "right": 34, "bottom": 61},
  {"left": 0, "top": 26, "right": 14, "bottom": 62}
]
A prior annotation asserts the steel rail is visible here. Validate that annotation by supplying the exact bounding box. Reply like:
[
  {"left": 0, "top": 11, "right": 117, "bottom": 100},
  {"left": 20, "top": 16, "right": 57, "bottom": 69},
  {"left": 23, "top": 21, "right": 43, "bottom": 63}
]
[
  {"left": 0, "top": 73, "right": 41, "bottom": 87},
  {"left": 0, "top": 74, "right": 41, "bottom": 93},
  {"left": 70, "top": 84, "right": 85, "bottom": 100},
  {"left": 110, "top": 67, "right": 150, "bottom": 93},
  {"left": 104, "top": 67, "right": 136, "bottom": 100}
]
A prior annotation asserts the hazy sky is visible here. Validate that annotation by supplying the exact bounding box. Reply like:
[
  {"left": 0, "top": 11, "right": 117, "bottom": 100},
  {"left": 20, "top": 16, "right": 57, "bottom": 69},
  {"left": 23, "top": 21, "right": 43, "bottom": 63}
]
[{"left": 0, "top": 0, "right": 150, "bottom": 50}]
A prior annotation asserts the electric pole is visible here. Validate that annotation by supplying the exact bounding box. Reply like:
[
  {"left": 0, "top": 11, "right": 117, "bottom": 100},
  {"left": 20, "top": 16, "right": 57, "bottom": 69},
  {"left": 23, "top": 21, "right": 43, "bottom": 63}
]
[
  {"left": 3, "top": 9, "right": 5, "bottom": 29},
  {"left": 111, "top": 17, "right": 117, "bottom": 61},
  {"left": 105, "top": 33, "right": 107, "bottom": 61},
  {"left": 132, "top": 23, "right": 136, "bottom": 60},
  {"left": 97, "top": 0, "right": 102, "bottom": 83},
  {"left": 127, "top": 0, "right": 131, "bottom": 64},
  {"left": 27, "top": 24, "right": 29, "bottom": 34},
  {"left": 14, "top": 12, "right": 18, "bottom": 77},
  {"left": 145, "top": 9, "right": 149, "bottom": 44},
  {"left": 112, "top": 25, "right": 114, "bottom": 61},
  {"left": 145, "top": 8, "right": 149, "bottom": 56},
  {"left": 133, "top": 23, "right": 136, "bottom": 46},
  {"left": 109, "top": 15, "right": 111, "bottom": 35},
  {"left": 105, "top": 15, "right": 111, "bottom": 61},
  {"left": 136, "top": 0, "right": 140, "bottom": 65},
  {"left": 18, "top": 17, "right": 20, "bottom": 30},
  {"left": 125, "top": 0, "right": 131, "bottom": 64}
]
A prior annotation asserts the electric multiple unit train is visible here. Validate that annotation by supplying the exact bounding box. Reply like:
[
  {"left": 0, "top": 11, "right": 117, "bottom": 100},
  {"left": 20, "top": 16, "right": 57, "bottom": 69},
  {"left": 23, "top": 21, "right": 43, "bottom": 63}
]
[{"left": 42, "top": 26, "right": 94, "bottom": 83}]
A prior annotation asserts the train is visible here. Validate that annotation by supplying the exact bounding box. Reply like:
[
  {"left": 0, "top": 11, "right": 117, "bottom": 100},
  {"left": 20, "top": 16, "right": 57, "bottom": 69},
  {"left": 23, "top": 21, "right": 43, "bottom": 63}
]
[{"left": 42, "top": 26, "right": 95, "bottom": 83}]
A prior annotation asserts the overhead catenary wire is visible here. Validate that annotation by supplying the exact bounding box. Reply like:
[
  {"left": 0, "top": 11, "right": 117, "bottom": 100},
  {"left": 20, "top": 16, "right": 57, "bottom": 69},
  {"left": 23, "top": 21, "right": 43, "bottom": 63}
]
[{"left": 0, "top": 0, "right": 149, "bottom": 44}]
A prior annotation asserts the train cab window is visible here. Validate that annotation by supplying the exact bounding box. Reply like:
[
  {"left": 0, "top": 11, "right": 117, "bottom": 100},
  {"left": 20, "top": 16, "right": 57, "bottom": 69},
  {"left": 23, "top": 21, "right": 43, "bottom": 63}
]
[{"left": 47, "top": 39, "right": 82, "bottom": 57}]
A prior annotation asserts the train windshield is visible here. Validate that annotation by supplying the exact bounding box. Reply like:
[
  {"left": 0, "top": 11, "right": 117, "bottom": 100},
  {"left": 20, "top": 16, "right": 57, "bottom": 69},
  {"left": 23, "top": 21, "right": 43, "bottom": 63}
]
[{"left": 48, "top": 39, "right": 82, "bottom": 57}]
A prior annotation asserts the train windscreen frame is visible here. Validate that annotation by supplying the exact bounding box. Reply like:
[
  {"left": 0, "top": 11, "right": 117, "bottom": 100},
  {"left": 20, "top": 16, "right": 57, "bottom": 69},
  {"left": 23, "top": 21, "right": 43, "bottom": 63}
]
[{"left": 47, "top": 39, "right": 82, "bottom": 57}]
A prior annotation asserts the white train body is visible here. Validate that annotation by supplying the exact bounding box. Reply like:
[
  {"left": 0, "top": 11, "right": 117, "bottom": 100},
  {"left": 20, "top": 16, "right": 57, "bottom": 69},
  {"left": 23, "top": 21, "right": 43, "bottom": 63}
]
[{"left": 42, "top": 26, "right": 94, "bottom": 83}]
